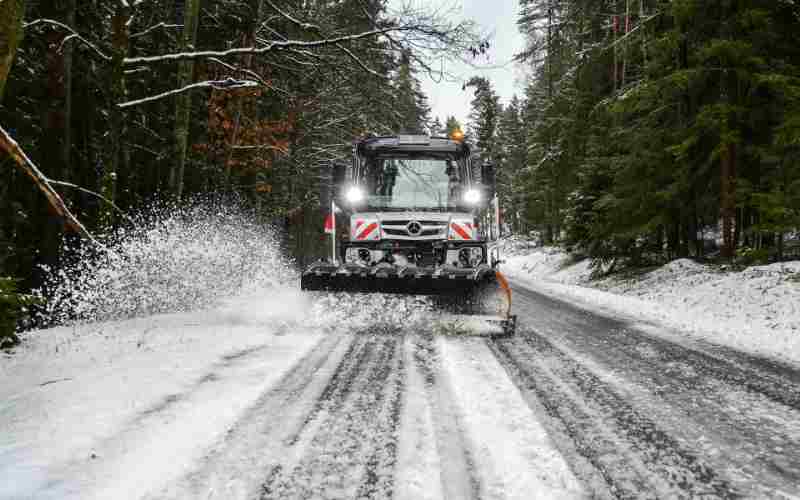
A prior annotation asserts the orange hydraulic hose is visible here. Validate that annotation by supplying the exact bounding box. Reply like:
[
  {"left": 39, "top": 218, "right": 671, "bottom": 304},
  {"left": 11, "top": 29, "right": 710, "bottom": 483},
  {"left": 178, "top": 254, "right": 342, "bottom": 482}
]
[{"left": 495, "top": 270, "right": 512, "bottom": 318}]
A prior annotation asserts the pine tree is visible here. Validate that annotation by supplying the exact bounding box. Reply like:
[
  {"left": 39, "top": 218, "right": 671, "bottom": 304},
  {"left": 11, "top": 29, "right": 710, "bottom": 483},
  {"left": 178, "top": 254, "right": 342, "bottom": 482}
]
[
  {"left": 429, "top": 116, "right": 444, "bottom": 137},
  {"left": 393, "top": 51, "right": 430, "bottom": 134},
  {"left": 514, "top": 0, "right": 800, "bottom": 265},
  {"left": 496, "top": 95, "right": 527, "bottom": 232},
  {"left": 445, "top": 116, "right": 463, "bottom": 137},
  {"left": 465, "top": 76, "right": 500, "bottom": 158}
]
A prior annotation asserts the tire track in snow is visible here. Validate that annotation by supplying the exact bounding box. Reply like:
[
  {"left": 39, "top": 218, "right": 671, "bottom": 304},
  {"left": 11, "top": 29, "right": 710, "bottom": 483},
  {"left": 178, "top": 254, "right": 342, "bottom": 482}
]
[
  {"left": 261, "top": 330, "right": 405, "bottom": 500},
  {"left": 410, "top": 333, "right": 484, "bottom": 500},
  {"left": 152, "top": 332, "right": 350, "bottom": 500},
  {"left": 514, "top": 284, "right": 800, "bottom": 409},
  {"left": 131, "top": 343, "right": 272, "bottom": 423},
  {"left": 512, "top": 284, "right": 800, "bottom": 497},
  {"left": 37, "top": 332, "right": 328, "bottom": 500},
  {"left": 492, "top": 333, "right": 736, "bottom": 499}
]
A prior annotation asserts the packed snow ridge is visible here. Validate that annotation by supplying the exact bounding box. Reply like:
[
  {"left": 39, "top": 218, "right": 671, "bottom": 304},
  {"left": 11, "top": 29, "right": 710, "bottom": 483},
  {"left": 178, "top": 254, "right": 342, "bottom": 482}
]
[{"left": 501, "top": 237, "right": 800, "bottom": 365}]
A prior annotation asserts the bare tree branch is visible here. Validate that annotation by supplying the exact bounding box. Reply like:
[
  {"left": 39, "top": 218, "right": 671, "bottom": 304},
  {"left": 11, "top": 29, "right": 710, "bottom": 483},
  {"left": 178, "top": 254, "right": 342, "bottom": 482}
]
[
  {"left": 24, "top": 18, "right": 112, "bottom": 61},
  {"left": 46, "top": 180, "right": 134, "bottom": 224},
  {"left": 118, "top": 78, "right": 260, "bottom": 108},
  {"left": 0, "top": 125, "right": 102, "bottom": 246},
  {"left": 263, "top": 0, "right": 384, "bottom": 78},
  {"left": 123, "top": 26, "right": 413, "bottom": 65},
  {"left": 262, "top": 0, "right": 320, "bottom": 32},
  {"left": 130, "top": 22, "right": 183, "bottom": 39}
]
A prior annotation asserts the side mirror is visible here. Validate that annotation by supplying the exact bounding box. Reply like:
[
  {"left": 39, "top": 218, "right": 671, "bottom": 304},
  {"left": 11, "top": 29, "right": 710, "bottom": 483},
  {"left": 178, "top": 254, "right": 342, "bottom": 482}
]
[
  {"left": 332, "top": 162, "right": 348, "bottom": 207},
  {"left": 481, "top": 161, "right": 496, "bottom": 199},
  {"left": 332, "top": 161, "right": 348, "bottom": 186},
  {"left": 319, "top": 161, "right": 349, "bottom": 211},
  {"left": 318, "top": 164, "right": 332, "bottom": 212}
]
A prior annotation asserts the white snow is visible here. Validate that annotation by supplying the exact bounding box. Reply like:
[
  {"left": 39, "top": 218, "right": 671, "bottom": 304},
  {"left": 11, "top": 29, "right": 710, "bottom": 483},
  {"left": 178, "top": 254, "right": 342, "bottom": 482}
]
[
  {"left": 501, "top": 240, "right": 800, "bottom": 365},
  {"left": 2, "top": 291, "right": 588, "bottom": 499},
  {"left": 0, "top": 291, "right": 324, "bottom": 499},
  {"left": 394, "top": 337, "right": 445, "bottom": 500},
  {"left": 438, "top": 337, "right": 587, "bottom": 499}
]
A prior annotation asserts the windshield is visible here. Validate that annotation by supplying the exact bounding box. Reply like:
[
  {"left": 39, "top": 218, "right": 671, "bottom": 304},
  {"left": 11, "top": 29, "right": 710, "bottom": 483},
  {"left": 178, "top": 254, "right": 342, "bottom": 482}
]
[{"left": 364, "top": 157, "right": 463, "bottom": 211}]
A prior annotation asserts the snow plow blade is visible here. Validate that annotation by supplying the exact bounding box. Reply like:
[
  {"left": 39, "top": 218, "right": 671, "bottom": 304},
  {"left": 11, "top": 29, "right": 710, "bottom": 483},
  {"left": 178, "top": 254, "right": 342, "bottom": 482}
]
[{"left": 301, "top": 262, "right": 516, "bottom": 336}]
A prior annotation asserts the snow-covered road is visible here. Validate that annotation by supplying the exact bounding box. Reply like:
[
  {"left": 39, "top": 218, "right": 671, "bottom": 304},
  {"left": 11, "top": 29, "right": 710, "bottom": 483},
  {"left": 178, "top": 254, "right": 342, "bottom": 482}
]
[
  {"left": 2, "top": 280, "right": 799, "bottom": 499},
  {"left": 498, "top": 284, "right": 800, "bottom": 498}
]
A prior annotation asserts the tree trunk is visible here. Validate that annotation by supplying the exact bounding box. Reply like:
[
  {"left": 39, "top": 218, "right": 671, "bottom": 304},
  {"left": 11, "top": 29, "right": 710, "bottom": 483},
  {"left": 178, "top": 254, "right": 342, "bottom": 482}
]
[
  {"left": 612, "top": 0, "right": 618, "bottom": 92},
  {"left": 0, "top": 0, "right": 25, "bottom": 102},
  {"left": 692, "top": 201, "right": 701, "bottom": 258},
  {"left": 0, "top": 125, "right": 97, "bottom": 245},
  {"left": 621, "top": 0, "right": 630, "bottom": 87},
  {"left": 37, "top": 0, "right": 75, "bottom": 273},
  {"left": 720, "top": 142, "right": 736, "bottom": 259},
  {"left": 171, "top": 0, "right": 202, "bottom": 199},
  {"left": 640, "top": 0, "right": 647, "bottom": 74},
  {"left": 100, "top": 4, "right": 130, "bottom": 227}
]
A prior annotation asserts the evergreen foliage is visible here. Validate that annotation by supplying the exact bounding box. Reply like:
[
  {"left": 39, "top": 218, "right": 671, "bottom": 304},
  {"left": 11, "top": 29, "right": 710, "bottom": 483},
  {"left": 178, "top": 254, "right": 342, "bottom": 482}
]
[
  {"left": 499, "top": 0, "right": 800, "bottom": 264},
  {"left": 465, "top": 76, "right": 501, "bottom": 158},
  {"left": 0, "top": 277, "right": 39, "bottom": 348},
  {"left": 0, "top": 0, "right": 479, "bottom": 303},
  {"left": 445, "top": 115, "right": 463, "bottom": 137}
]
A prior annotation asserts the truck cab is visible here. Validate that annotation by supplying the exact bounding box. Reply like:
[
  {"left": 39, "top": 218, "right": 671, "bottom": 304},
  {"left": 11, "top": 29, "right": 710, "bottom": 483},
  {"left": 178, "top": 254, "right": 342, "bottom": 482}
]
[
  {"left": 302, "top": 133, "right": 514, "bottom": 335},
  {"left": 336, "top": 134, "right": 500, "bottom": 271}
]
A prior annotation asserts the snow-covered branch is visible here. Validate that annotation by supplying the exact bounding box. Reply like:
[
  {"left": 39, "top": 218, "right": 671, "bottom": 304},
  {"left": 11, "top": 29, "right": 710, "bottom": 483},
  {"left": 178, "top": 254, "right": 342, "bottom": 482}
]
[
  {"left": 263, "top": 0, "right": 320, "bottom": 32},
  {"left": 230, "top": 144, "right": 288, "bottom": 152},
  {"left": 46, "top": 180, "right": 134, "bottom": 224},
  {"left": 0, "top": 125, "right": 101, "bottom": 246},
  {"left": 262, "top": 0, "right": 383, "bottom": 78},
  {"left": 117, "top": 79, "right": 260, "bottom": 109},
  {"left": 123, "top": 26, "right": 412, "bottom": 65},
  {"left": 130, "top": 22, "right": 183, "bottom": 39},
  {"left": 24, "top": 18, "right": 112, "bottom": 61}
]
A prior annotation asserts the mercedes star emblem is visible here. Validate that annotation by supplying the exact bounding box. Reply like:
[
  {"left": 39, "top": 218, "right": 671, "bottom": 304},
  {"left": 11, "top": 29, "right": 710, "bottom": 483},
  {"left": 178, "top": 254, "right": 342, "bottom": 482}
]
[{"left": 406, "top": 221, "right": 423, "bottom": 236}]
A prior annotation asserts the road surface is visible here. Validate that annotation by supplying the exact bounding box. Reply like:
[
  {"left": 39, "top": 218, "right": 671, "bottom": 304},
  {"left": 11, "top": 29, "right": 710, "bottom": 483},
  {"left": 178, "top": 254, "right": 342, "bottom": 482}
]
[{"left": 18, "top": 281, "right": 800, "bottom": 499}]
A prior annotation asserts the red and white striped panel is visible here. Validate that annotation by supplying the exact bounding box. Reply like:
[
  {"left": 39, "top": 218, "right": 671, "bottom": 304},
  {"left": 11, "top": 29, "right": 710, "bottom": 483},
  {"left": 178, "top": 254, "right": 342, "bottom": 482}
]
[
  {"left": 351, "top": 218, "right": 380, "bottom": 241},
  {"left": 449, "top": 220, "right": 475, "bottom": 241}
]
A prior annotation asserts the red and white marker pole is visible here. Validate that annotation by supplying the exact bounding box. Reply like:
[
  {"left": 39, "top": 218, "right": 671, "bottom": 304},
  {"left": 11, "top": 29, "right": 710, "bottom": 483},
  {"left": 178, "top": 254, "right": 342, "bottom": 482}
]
[{"left": 331, "top": 200, "right": 336, "bottom": 263}]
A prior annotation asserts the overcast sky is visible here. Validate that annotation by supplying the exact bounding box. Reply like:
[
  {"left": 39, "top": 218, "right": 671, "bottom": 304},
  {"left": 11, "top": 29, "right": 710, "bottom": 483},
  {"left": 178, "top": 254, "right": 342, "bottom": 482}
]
[{"left": 387, "top": 0, "right": 528, "bottom": 128}]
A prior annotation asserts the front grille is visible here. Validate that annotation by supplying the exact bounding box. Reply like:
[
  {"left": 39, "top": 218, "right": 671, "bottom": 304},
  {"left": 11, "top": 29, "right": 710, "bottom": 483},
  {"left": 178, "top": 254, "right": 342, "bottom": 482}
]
[{"left": 381, "top": 219, "right": 448, "bottom": 240}]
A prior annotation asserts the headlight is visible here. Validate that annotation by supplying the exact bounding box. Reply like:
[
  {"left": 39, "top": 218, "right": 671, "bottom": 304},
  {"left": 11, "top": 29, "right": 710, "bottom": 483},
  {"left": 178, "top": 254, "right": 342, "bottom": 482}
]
[
  {"left": 346, "top": 186, "right": 364, "bottom": 203},
  {"left": 463, "top": 188, "right": 481, "bottom": 204}
]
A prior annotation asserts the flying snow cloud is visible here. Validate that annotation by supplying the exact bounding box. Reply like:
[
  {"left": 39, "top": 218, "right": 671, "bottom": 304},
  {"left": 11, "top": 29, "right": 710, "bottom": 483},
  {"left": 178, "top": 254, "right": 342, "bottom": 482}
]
[{"left": 37, "top": 200, "right": 296, "bottom": 325}]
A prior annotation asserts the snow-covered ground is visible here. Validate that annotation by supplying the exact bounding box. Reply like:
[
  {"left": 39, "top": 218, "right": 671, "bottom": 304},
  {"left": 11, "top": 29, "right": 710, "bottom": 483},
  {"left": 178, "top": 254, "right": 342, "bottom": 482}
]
[
  {"left": 501, "top": 239, "right": 800, "bottom": 365},
  {"left": 0, "top": 290, "right": 318, "bottom": 499},
  {"left": 0, "top": 289, "right": 585, "bottom": 499},
  {"left": 4, "top": 205, "right": 796, "bottom": 498}
]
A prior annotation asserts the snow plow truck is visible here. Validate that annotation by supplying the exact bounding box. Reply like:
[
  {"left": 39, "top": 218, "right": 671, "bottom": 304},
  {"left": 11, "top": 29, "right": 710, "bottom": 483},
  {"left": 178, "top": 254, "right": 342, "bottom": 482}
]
[{"left": 301, "top": 134, "right": 516, "bottom": 336}]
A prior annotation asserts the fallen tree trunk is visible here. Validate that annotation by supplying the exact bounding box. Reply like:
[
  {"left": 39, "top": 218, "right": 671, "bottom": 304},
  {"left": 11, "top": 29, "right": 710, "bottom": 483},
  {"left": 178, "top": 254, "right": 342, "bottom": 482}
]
[{"left": 0, "top": 124, "right": 101, "bottom": 247}]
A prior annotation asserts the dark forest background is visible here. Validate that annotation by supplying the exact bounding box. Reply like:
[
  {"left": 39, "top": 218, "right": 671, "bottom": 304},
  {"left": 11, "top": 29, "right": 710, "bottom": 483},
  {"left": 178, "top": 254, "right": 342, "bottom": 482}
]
[
  {"left": 2, "top": 0, "right": 800, "bottom": 344},
  {"left": 0, "top": 0, "right": 474, "bottom": 287},
  {"left": 488, "top": 0, "right": 800, "bottom": 268}
]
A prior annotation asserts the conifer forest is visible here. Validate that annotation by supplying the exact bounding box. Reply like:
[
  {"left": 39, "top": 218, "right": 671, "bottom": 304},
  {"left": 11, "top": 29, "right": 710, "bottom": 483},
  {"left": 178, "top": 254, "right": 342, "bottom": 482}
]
[
  {"left": 0, "top": 1, "right": 478, "bottom": 302},
  {"left": 2, "top": 0, "right": 800, "bottom": 338}
]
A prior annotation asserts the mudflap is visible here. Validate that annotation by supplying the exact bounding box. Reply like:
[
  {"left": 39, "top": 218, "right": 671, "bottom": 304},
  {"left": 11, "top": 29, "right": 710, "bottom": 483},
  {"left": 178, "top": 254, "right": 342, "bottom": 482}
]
[{"left": 301, "top": 262, "right": 517, "bottom": 337}]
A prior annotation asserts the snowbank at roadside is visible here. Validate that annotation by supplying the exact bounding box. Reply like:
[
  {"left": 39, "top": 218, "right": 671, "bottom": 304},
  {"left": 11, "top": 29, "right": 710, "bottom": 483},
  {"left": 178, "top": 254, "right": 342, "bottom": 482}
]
[{"left": 501, "top": 239, "right": 800, "bottom": 366}]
